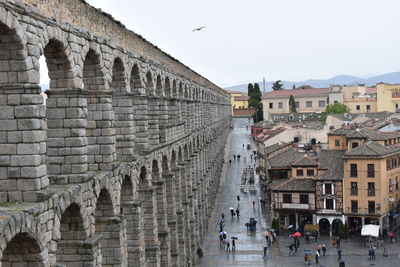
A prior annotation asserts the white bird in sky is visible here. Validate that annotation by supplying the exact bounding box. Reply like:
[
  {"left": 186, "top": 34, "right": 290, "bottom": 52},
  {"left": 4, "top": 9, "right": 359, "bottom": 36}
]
[{"left": 191, "top": 26, "right": 206, "bottom": 32}]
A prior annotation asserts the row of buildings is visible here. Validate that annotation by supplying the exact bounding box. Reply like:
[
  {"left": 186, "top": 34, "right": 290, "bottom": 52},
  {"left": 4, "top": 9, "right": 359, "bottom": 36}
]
[
  {"left": 262, "top": 83, "right": 400, "bottom": 120},
  {"left": 256, "top": 113, "right": 400, "bottom": 236}
]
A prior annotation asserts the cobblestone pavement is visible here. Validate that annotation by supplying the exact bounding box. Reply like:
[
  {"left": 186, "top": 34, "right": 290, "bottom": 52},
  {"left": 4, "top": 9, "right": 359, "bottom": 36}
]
[{"left": 198, "top": 118, "right": 275, "bottom": 266}]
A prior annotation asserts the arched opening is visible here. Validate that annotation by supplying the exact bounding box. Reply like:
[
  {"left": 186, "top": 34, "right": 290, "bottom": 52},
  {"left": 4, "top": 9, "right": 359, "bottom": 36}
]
[
  {"left": 2, "top": 233, "right": 46, "bottom": 266},
  {"left": 147, "top": 72, "right": 160, "bottom": 146},
  {"left": 110, "top": 57, "right": 127, "bottom": 93},
  {"left": 138, "top": 166, "right": 160, "bottom": 265},
  {"left": 130, "top": 64, "right": 142, "bottom": 95},
  {"left": 56, "top": 203, "right": 93, "bottom": 265},
  {"left": 332, "top": 219, "right": 343, "bottom": 236},
  {"left": 43, "top": 39, "right": 86, "bottom": 179},
  {"left": 319, "top": 218, "right": 330, "bottom": 236},
  {"left": 83, "top": 49, "right": 116, "bottom": 171},
  {"left": 94, "top": 188, "right": 127, "bottom": 265}
]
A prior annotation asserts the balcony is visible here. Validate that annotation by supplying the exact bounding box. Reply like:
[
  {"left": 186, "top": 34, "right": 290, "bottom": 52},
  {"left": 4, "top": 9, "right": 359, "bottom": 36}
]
[
  {"left": 367, "top": 189, "right": 375, "bottom": 197},
  {"left": 351, "top": 188, "right": 358, "bottom": 196},
  {"left": 281, "top": 203, "right": 310, "bottom": 209},
  {"left": 368, "top": 208, "right": 376, "bottom": 214}
]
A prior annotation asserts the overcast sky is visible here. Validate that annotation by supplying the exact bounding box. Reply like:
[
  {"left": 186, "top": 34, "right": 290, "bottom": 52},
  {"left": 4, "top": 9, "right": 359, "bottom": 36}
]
[{"left": 76, "top": 0, "right": 400, "bottom": 87}]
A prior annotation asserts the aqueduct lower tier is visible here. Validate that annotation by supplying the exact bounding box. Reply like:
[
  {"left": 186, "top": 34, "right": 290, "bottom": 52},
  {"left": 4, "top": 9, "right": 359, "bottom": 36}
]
[{"left": 0, "top": 0, "right": 231, "bottom": 266}]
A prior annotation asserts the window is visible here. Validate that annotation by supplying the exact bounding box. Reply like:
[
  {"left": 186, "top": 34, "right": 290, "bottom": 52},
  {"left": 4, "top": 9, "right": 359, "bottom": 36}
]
[
  {"left": 334, "top": 100, "right": 338, "bottom": 104},
  {"left": 367, "top": 105, "right": 371, "bottom": 111},
  {"left": 306, "top": 101, "right": 312, "bottom": 108},
  {"left": 300, "top": 194, "right": 309, "bottom": 204},
  {"left": 325, "top": 184, "right": 332, "bottom": 195},
  {"left": 269, "top": 102, "right": 273, "bottom": 109},
  {"left": 387, "top": 159, "right": 392, "bottom": 170},
  {"left": 335, "top": 139, "right": 340, "bottom": 147},
  {"left": 352, "top": 142, "right": 358, "bottom": 149},
  {"left": 326, "top": 199, "right": 334, "bottom": 209},
  {"left": 283, "top": 194, "right": 292, "bottom": 203},
  {"left": 356, "top": 105, "right": 360, "bottom": 111},
  {"left": 307, "top": 169, "right": 315, "bottom": 176},
  {"left": 368, "top": 201, "right": 375, "bottom": 214},
  {"left": 368, "top": 182, "right": 375, "bottom": 196},
  {"left": 318, "top": 100, "right": 325, "bottom": 107},
  {"left": 351, "top": 200, "right": 358, "bottom": 213},
  {"left": 351, "top": 182, "right": 358, "bottom": 195},
  {"left": 278, "top": 102, "right": 283, "bottom": 109},
  {"left": 296, "top": 169, "right": 304, "bottom": 176},
  {"left": 396, "top": 103, "right": 399, "bottom": 109},
  {"left": 350, "top": 164, "right": 358, "bottom": 177},
  {"left": 295, "top": 102, "right": 299, "bottom": 108},
  {"left": 367, "top": 164, "right": 375, "bottom": 177}
]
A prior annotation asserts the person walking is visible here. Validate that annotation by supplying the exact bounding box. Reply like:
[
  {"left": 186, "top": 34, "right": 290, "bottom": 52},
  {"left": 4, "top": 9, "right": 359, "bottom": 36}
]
[
  {"left": 233, "top": 154, "right": 236, "bottom": 160},
  {"left": 313, "top": 231, "right": 319, "bottom": 243},
  {"left": 305, "top": 231, "right": 310, "bottom": 244},
  {"left": 226, "top": 241, "right": 230, "bottom": 251},
  {"left": 322, "top": 244, "right": 326, "bottom": 256},
  {"left": 232, "top": 239, "right": 236, "bottom": 251},
  {"left": 336, "top": 237, "right": 341, "bottom": 249},
  {"left": 252, "top": 200, "right": 256, "bottom": 208},
  {"left": 315, "top": 250, "right": 320, "bottom": 264},
  {"left": 235, "top": 208, "right": 240, "bottom": 217},
  {"left": 263, "top": 245, "right": 268, "bottom": 259},
  {"left": 221, "top": 213, "right": 225, "bottom": 220},
  {"left": 316, "top": 244, "right": 321, "bottom": 255},
  {"left": 337, "top": 249, "right": 342, "bottom": 261},
  {"left": 289, "top": 243, "right": 295, "bottom": 256},
  {"left": 237, "top": 195, "right": 240, "bottom": 201}
]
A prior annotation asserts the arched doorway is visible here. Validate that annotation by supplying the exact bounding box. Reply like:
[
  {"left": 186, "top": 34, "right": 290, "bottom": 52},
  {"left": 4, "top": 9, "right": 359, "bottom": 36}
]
[
  {"left": 332, "top": 219, "right": 343, "bottom": 236},
  {"left": 319, "top": 218, "right": 330, "bottom": 236},
  {"left": 2, "top": 233, "right": 46, "bottom": 266}
]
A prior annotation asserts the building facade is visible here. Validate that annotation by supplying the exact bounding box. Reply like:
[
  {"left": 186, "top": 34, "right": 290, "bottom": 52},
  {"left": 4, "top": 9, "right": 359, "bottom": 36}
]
[{"left": 377, "top": 83, "right": 400, "bottom": 112}]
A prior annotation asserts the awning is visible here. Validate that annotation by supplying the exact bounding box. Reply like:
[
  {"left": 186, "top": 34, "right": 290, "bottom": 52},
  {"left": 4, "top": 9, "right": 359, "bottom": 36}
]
[
  {"left": 361, "top": 224, "right": 380, "bottom": 237},
  {"left": 389, "top": 212, "right": 399, "bottom": 218}
]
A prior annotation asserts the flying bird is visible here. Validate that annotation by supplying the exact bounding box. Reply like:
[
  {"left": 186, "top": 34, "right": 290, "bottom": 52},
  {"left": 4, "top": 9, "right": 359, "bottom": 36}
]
[{"left": 192, "top": 26, "right": 206, "bottom": 32}]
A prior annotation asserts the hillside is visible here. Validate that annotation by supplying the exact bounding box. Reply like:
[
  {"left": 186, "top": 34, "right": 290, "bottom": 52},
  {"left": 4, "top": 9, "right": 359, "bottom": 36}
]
[{"left": 225, "top": 72, "right": 400, "bottom": 93}]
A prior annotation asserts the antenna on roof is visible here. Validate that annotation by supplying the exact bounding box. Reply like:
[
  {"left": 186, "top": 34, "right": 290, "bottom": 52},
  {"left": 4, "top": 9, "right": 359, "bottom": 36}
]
[{"left": 263, "top": 77, "right": 266, "bottom": 94}]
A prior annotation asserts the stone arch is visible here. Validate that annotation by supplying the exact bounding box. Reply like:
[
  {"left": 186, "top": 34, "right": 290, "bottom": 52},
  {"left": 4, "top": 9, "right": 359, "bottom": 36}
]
[
  {"left": 130, "top": 63, "right": 143, "bottom": 94},
  {"left": 172, "top": 79, "right": 178, "bottom": 98},
  {"left": 55, "top": 202, "right": 94, "bottom": 265},
  {"left": 1, "top": 233, "right": 47, "bottom": 266},
  {"left": 110, "top": 57, "right": 128, "bottom": 93},
  {"left": 0, "top": 7, "right": 33, "bottom": 85},
  {"left": 138, "top": 165, "right": 160, "bottom": 265},
  {"left": 156, "top": 74, "right": 163, "bottom": 97},
  {"left": 84, "top": 47, "right": 116, "bottom": 171},
  {"left": 82, "top": 47, "right": 107, "bottom": 90},
  {"left": 145, "top": 71, "right": 154, "bottom": 94},
  {"left": 319, "top": 218, "right": 330, "bottom": 236},
  {"left": 332, "top": 218, "right": 343, "bottom": 236},
  {"left": 165, "top": 76, "right": 171, "bottom": 97}
]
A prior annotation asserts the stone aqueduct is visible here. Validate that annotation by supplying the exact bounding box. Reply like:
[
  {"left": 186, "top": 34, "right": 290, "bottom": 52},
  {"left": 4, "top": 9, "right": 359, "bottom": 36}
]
[{"left": 0, "top": 0, "right": 231, "bottom": 266}]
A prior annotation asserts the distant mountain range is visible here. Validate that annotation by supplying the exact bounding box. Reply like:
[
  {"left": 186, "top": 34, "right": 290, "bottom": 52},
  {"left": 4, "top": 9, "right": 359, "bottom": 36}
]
[{"left": 225, "top": 72, "right": 400, "bottom": 93}]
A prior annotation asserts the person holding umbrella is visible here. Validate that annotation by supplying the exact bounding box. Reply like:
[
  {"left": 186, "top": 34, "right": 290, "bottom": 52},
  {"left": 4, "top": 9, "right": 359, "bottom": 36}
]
[
  {"left": 231, "top": 238, "right": 237, "bottom": 251},
  {"left": 389, "top": 231, "right": 395, "bottom": 243}
]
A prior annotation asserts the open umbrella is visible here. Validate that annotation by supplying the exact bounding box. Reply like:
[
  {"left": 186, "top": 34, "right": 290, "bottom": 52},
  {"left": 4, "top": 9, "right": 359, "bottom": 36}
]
[
  {"left": 288, "top": 225, "right": 294, "bottom": 229},
  {"left": 264, "top": 231, "right": 271, "bottom": 236},
  {"left": 220, "top": 231, "right": 226, "bottom": 235},
  {"left": 230, "top": 207, "right": 234, "bottom": 211},
  {"left": 231, "top": 236, "right": 238, "bottom": 240},
  {"left": 292, "top": 232, "right": 302, "bottom": 237},
  {"left": 389, "top": 232, "right": 394, "bottom": 237}
]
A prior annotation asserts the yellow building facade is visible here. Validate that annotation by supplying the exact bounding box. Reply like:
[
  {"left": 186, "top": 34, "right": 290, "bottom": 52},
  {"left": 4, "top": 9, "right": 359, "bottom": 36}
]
[
  {"left": 226, "top": 90, "right": 249, "bottom": 115},
  {"left": 377, "top": 83, "right": 400, "bottom": 112}
]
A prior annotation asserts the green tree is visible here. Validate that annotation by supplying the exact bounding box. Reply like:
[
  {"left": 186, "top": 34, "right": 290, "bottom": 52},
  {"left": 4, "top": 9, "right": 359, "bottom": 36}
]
[
  {"left": 272, "top": 80, "right": 284, "bottom": 90},
  {"left": 292, "top": 84, "right": 296, "bottom": 89},
  {"left": 248, "top": 83, "right": 262, "bottom": 108},
  {"left": 289, "top": 95, "right": 296, "bottom": 113},
  {"left": 321, "top": 102, "right": 350, "bottom": 123},
  {"left": 247, "top": 83, "right": 254, "bottom": 96}
]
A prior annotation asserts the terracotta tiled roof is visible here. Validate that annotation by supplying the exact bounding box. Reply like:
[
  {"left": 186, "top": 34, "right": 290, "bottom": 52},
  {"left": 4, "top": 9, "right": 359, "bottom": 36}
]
[
  {"left": 291, "top": 155, "right": 319, "bottom": 167},
  {"left": 268, "top": 148, "right": 304, "bottom": 168},
  {"left": 316, "top": 150, "right": 345, "bottom": 181},
  {"left": 262, "top": 88, "right": 330, "bottom": 98},
  {"left": 366, "top": 87, "right": 377, "bottom": 94},
  {"left": 234, "top": 95, "right": 249, "bottom": 101},
  {"left": 270, "top": 178, "right": 315, "bottom": 192},
  {"left": 225, "top": 89, "right": 243, "bottom": 94},
  {"left": 343, "top": 142, "right": 400, "bottom": 158},
  {"left": 265, "top": 142, "right": 291, "bottom": 155}
]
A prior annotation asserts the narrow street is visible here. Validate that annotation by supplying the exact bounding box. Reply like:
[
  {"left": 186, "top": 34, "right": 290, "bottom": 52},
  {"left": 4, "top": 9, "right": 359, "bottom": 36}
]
[{"left": 198, "top": 118, "right": 275, "bottom": 267}]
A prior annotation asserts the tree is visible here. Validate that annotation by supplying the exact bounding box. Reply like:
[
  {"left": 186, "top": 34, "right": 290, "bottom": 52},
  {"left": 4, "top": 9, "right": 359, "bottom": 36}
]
[
  {"left": 248, "top": 83, "right": 262, "bottom": 108},
  {"left": 292, "top": 84, "right": 296, "bottom": 89},
  {"left": 272, "top": 80, "right": 284, "bottom": 90},
  {"left": 247, "top": 83, "right": 254, "bottom": 96},
  {"left": 321, "top": 102, "right": 350, "bottom": 123},
  {"left": 289, "top": 95, "right": 296, "bottom": 113}
]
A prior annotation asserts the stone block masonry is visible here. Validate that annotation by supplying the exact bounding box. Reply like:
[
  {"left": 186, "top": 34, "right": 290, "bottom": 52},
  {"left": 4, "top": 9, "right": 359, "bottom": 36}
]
[{"left": 0, "top": 0, "right": 231, "bottom": 266}]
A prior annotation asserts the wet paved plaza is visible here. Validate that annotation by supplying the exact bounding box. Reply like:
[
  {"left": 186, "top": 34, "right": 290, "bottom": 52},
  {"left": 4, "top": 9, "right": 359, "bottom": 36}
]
[
  {"left": 198, "top": 118, "right": 275, "bottom": 267},
  {"left": 198, "top": 118, "right": 400, "bottom": 267}
]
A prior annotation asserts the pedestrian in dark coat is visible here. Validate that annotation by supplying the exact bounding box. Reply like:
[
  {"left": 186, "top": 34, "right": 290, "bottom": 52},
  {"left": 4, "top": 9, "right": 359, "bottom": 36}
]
[
  {"left": 315, "top": 250, "right": 320, "bottom": 264},
  {"left": 237, "top": 195, "right": 240, "bottom": 201},
  {"left": 313, "top": 231, "right": 319, "bottom": 243},
  {"left": 232, "top": 239, "right": 236, "bottom": 250},
  {"left": 337, "top": 249, "right": 342, "bottom": 261},
  {"left": 226, "top": 241, "right": 230, "bottom": 251},
  {"left": 322, "top": 244, "right": 326, "bottom": 256},
  {"left": 289, "top": 244, "right": 295, "bottom": 256},
  {"left": 336, "top": 237, "right": 341, "bottom": 249}
]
